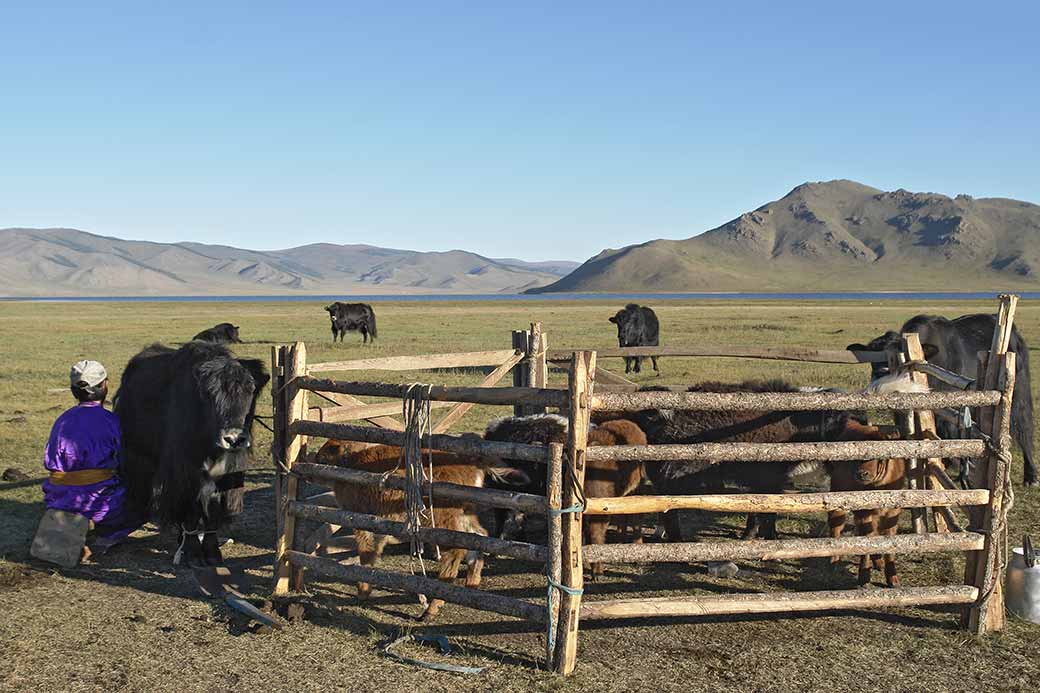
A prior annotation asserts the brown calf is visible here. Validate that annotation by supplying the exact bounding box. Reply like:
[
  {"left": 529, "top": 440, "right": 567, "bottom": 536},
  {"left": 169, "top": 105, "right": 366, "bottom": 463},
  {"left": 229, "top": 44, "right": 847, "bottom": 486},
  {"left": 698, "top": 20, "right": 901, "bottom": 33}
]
[
  {"left": 314, "top": 440, "right": 525, "bottom": 621},
  {"left": 827, "top": 420, "right": 908, "bottom": 587},
  {"left": 585, "top": 418, "right": 647, "bottom": 578}
]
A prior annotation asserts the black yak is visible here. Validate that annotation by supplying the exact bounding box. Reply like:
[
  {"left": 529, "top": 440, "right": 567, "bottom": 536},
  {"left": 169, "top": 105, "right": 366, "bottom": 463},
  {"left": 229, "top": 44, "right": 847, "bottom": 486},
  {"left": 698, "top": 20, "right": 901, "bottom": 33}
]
[
  {"left": 192, "top": 322, "right": 242, "bottom": 344},
  {"left": 609, "top": 304, "right": 660, "bottom": 374},
  {"left": 325, "top": 302, "right": 378, "bottom": 343},
  {"left": 115, "top": 341, "right": 269, "bottom": 566},
  {"left": 848, "top": 313, "right": 1035, "bottom": 486}
]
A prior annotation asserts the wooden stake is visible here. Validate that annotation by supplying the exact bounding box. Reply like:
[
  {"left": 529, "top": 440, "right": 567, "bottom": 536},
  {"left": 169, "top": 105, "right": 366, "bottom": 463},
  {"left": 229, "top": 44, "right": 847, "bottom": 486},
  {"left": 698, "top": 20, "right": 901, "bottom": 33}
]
[
  {"left": 903, "top": 333, "right": 948, "bottom": 533},
  {"left": 967, "top": 351, "right": 1016, "bottom": 634},
  {"left": 554, "top": 350, "right": 595, "bottom": 675},
  {"left": 513, "top": 330, "right": 530, "bottom": 417},
  {"left": 274, "top": 342, "right": 307, "bottom": 595},
  {"left": 546, "top": 443, "right": 564, "bottom": 668},
  {"left": 889, "top": 345, "right": 927, "bottom": 534}
]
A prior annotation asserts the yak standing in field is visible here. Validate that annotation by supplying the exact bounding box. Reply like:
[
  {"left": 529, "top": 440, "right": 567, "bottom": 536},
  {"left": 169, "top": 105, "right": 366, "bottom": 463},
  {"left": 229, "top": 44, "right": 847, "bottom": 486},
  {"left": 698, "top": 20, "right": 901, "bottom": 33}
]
[
  {"left": 115, "top": 341, "right": 269, "bottom": 566},
  {"left": 609, "top": 304, "right": 660, "bottom": 374},
  {"left": 325, "top": 302, "right": 378, "bottom": 343},
  {"left": 192, "top": 322, "right": 242, "bottom": 344},
  {"left": 848, "top": 312, "right": 1036, "bottom": 486}
]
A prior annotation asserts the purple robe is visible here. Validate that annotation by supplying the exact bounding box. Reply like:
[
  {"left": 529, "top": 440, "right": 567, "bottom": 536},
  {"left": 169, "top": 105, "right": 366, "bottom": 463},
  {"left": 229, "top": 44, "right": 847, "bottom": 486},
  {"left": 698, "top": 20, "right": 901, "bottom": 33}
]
[{"left": 43, "top": 402, "right": 138, "bottom": 541}]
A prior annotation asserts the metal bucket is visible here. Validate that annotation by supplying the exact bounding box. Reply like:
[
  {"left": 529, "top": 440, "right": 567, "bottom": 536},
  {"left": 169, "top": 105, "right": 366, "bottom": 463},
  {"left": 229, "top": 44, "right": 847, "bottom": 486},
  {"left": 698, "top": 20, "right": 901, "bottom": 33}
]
[{"left": 1005, "top": 547, "right": 1040, "bottom": 624}]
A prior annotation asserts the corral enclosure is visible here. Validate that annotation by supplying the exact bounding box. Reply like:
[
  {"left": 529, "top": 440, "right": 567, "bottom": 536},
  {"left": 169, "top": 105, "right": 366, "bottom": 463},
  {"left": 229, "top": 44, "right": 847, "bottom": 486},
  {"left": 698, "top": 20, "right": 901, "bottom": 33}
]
[{"left": 2, "top": 298, "right": 1039, "bottom": 691}]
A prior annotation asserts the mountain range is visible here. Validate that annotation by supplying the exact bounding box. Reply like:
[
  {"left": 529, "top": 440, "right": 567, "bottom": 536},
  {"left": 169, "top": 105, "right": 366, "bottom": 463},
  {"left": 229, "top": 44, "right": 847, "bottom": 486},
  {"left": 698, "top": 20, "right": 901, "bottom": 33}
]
[
  {"left": 530, "top": 179, "right": 1040, "bottom": 292},
  {"left": 4, "top": 180, "right": 1039, "bottom": 296},
  {"left": 0, "top": 228, "right": 579, "bottom": 296}
]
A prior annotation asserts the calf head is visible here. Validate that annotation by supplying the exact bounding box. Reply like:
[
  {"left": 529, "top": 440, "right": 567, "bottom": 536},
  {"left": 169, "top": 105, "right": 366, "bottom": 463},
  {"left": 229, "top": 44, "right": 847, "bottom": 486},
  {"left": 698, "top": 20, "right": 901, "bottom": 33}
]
[
  {"left": 229, "top": 325, "right": 242, "bottom": 343},
  {"left": 609, "top": 304, "right": 645, "bottom": 348},
  {"left": 194, "top": 355, "right": 270, "bottom": 456},
  {"left": 847, "top": 331, "right": 940, "bottom": 380}
]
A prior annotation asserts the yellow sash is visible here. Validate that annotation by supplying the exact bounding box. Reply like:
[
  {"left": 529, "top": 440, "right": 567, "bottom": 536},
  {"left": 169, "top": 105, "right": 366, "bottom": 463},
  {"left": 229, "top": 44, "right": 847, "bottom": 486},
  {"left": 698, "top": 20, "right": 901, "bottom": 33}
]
[{"left": 48, "top": 469, "right": 116, "bottom": 486}]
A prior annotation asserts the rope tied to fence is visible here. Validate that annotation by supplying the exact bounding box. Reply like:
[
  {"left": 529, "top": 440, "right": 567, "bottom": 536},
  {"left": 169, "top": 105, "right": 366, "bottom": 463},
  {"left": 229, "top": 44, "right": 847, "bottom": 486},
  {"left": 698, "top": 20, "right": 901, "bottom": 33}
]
[
  {"left": 393, "top": 383, "right": 438, "bottom": 604},
  {"left": 545, "top": 455, "right": 588, "bottom": 662}
]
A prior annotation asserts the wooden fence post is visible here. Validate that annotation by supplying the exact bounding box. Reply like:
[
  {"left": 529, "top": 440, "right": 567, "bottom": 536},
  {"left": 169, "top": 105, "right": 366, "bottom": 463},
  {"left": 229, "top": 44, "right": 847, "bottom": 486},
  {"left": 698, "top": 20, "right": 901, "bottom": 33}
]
[
  {"left": 554, "top": 350, "right": 595, "bottom": 675},
  {"left": 274, "top": 342, "right": 308, "bottom": 595},
  {"left": 527, "top": 322, "right": 548, "bottom": 407},
  {"left": 512, "top": 329, "right": 531, "bottom": 417},
  {"left": 903, "top": 333, "right": 949, "bottom": 533},
  {"left": 546, "top": 442, "right": 564, "bottom": 668},
  {"left": 271, "top": 346, "right": 285, "bottom": 566},
  {"left": 889, "top": 347, "right": 928, "bottom": 534},
  {"left": 967, "top": 351, "right": 1016, "bottom": 633}
]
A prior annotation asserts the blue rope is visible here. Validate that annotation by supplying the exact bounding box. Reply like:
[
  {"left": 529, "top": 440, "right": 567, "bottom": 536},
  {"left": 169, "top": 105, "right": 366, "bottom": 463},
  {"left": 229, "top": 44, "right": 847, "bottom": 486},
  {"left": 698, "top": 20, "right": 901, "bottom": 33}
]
[{"left": 545, "top": 500, "right": 586, "bottom": 663}]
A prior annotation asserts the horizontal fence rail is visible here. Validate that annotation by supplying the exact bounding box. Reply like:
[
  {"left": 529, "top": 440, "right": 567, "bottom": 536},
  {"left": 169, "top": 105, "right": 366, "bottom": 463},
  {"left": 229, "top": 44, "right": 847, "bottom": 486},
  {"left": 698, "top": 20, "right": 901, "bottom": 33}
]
[
  {"left": 288, "top": 502, "right": 548, "bottom": 563},
  {"left": 296, "top": 377, "right": 570, "bottom": 409},
  {"left": 547, "top": 346, "right": 889, "bottom": 364},
  {"left": 584, "top": 438, "right": 987, "bottom": 463},
  {"left": 312, "top": 399, "right": 455, "bottom": 424},
  {"left": 308, "top": 349, "right": 522, "bottom": 374},
  {"left": 285, "top": 550, "right": 546, "bottom": 622},
  {"left": 581, "top": 531, "right": 985, "bottom": 564},
  {"left": 292, "top": 419, "right": 550, "bottom": 463},
  {"left": 592, "top": 389, "right": 1001, "bottom": 413},
  {"left": 582, "top": 488, "right": 989, "bottom": 515},
  {"left": 293, "top": 461, "right": 548, "bottom": 513},
  {"left": 579, "top": 585, "right": 980, "bottom": 621}
]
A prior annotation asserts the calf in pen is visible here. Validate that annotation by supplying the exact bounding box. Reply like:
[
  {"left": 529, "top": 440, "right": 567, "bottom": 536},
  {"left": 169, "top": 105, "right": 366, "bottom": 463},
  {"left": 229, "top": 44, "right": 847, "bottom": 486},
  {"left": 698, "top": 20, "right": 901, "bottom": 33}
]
[{"left": 313, "top": 439, "right": 530, "bottom": 621}]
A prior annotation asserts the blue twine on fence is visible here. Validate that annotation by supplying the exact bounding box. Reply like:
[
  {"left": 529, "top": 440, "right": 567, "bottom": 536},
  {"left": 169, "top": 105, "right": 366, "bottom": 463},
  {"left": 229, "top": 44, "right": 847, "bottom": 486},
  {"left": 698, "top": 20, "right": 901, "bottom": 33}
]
[{"left": 545, "top": 500, "right": 586, "bottom": 663}]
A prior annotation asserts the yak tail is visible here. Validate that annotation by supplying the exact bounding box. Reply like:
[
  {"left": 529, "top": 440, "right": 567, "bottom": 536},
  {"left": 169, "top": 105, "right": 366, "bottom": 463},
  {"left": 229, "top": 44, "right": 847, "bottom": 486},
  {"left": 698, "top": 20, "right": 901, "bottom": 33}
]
[
  {"left": 367, "top": 309, "right": 378, "bottom": 339},
  {"left": 862, "top": 372, "right": 930, "bottom": 395}
]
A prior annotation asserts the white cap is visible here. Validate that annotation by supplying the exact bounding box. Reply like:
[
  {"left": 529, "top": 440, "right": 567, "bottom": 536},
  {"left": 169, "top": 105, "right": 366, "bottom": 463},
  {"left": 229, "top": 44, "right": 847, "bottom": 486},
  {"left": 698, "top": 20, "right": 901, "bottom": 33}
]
[{"left": 70, "top": 360, "right": 108, "bottom": 387}]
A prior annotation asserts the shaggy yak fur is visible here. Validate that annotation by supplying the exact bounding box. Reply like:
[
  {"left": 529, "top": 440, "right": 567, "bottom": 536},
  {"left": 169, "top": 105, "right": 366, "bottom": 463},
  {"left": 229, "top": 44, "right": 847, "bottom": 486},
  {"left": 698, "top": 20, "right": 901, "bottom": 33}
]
[
  {"left": 192, "top": 322, "right": 242, "bottom": 344},
  {"left": 827, "top": 420, "right": 911, "bottom": 587},
  {"left": 115, "top": 341, "right": 269, "bottom": 566},
  {"left": 609, "top": 380, "right": 862, "bottom": 543},
  {"left": 314, "top": 440, "right": 528, "bottom": 621},
  {"left": 609, "top": 303, "right": 661, "bottom": 374},
  {"left": 848, "top": 312, "right": 1035, "bottom": 485},
  {"left": 324, "top": 302, "right": 378, "bottom": 343},
  {"left": 482, "top": 414, "right": 647, "bottom": 578}
]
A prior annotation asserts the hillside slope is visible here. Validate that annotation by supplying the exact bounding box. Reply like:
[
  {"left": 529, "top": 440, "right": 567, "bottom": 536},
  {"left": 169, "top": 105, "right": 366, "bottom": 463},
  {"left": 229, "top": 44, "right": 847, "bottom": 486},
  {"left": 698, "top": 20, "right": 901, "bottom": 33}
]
[
  {"left": 0, "top": 228, "right": 574, "bottom": 296},
  {"left": 530, "top": 180, "right": 1040, "bottom": 292}
]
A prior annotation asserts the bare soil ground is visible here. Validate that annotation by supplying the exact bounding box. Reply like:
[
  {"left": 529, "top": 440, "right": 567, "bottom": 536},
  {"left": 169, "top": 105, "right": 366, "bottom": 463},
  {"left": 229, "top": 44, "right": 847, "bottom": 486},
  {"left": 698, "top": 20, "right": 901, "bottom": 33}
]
[{"left": 1, "top": 298, "right": 1038, "bottom": 692}]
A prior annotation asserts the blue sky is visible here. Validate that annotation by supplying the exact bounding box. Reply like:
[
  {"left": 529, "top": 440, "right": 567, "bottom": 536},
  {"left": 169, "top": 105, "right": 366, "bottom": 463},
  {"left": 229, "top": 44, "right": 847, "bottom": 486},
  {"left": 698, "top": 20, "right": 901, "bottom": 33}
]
[{"left": 1, "top": 1, "right": 1037, "bottom": 261}]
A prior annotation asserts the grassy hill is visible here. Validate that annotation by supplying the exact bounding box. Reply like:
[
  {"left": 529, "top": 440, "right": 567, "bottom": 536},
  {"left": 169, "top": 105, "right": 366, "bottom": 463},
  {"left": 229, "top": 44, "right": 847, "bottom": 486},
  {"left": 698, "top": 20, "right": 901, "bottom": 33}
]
[
  {"left": 530, "top": 180, "right": 1040, "bottom": 292},
  {"left": 0, "top": 228, "right": 578, "bottom": 296}
]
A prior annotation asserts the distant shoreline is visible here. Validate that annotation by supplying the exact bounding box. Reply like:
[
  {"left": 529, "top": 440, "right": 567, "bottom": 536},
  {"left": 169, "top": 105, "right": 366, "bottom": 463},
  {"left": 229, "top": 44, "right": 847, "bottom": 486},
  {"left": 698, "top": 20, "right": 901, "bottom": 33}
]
[{"left": 2, "top": 291, "right": 1033, "bottom": 303}]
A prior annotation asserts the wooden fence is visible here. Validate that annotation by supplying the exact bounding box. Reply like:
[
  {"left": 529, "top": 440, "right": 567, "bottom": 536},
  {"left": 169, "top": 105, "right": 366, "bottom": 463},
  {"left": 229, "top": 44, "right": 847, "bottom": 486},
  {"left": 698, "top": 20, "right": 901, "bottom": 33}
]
[{"left": 269, "top": 296, "right": 1020, "bottom": 675}]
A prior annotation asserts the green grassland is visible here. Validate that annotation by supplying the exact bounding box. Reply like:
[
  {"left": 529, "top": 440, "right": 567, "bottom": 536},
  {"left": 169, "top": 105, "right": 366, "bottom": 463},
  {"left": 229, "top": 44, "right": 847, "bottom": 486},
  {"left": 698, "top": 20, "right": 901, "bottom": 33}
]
[{"left": 1, "top": 298, "right": 1038, "bottom": 692}]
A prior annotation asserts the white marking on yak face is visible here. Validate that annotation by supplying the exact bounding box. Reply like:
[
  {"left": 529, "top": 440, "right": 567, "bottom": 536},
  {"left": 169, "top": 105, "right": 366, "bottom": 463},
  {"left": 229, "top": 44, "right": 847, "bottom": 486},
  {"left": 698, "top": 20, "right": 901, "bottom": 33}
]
[
  {"left": 204, "top": 447, "right": 248, "bottom": 478},
  {"left": 218, "top": 427, "right": 249, "bottom": 450}
]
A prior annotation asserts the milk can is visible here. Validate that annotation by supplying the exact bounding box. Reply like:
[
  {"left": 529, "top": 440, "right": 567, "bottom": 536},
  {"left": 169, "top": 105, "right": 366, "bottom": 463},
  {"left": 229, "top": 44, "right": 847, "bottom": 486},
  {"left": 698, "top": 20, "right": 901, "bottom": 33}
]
[{"left": 1006, "top": 535, "right": 1040, "bottom": 624}]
